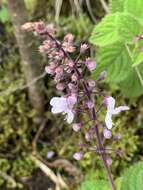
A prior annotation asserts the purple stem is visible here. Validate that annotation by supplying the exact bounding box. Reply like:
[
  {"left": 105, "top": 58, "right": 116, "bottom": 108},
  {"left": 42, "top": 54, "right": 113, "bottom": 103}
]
[{"left": 45, "top": 32, "right": 116, "bottom": 190}]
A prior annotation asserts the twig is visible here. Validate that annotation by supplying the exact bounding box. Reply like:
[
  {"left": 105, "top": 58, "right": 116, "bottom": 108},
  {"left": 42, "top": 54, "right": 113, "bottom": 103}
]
[
  {"left": 85, "top": 0, "right": 96, "bottom": 23},
  {"left": 32, "top": 119, "right": 47, "bottom": 155},
  {"left": 100, "top": 0, "right": 109, "bottom": 14},
  {"left": 55, "top": 0, "right": 63, "bottom": 23},
  {"left": 31, "top": 156, "right": 68, "bottom": 190}
]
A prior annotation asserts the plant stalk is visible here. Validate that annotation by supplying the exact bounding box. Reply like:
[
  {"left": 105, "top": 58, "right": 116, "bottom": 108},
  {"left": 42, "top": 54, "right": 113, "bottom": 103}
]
[{"left": 45, "top": 32, "right": 116, "bottom": 190}]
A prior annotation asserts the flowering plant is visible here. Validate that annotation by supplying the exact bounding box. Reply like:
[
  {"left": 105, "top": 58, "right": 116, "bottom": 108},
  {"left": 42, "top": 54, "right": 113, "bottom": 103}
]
[{"left": 22, "top": 21, "right": 129, "bottom": 190}]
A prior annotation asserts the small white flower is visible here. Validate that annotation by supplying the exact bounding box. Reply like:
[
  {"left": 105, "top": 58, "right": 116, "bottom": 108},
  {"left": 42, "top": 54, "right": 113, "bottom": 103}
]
[
  {"left": 104, "top": 96, "right": 129, "bottom": 129},
  {"left": 50, "top": 96, "right": 77, "bottom": 124}
]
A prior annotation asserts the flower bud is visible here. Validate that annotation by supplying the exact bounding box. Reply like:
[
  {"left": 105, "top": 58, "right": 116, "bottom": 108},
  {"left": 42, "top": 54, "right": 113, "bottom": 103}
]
[
  {"left": 56, "top": 83, "right": 65, "bottom": 91},
  {"left": 55, "top": 66, "right": 64, "bottom": 75},
  {"left": 85, "top": 58, "right": 96, "bottom": 71},
  {"left": 64, "top": 33, "right": 74, "bottom": 43},
  {"left": 87, "top": 100, "right": 94, "bottom": 109},
  {"left": 80, "top": 43, "right": 89, "bottom": 54},
  {"left": 71, "top": 74, "right": 78, "bottom": 82},
  {"left": 106, "top": 158, "right": 112, "bottom": 166},
  {"left": 34, "top": 21, "right": 46, "bottom": 34},
  {"left": 103, "top": 129, "right": 112, "bottom": 139},
  {"left": 98, "top": 71, "right": 107, "bottom": 81},
  {"left": 87, "top": 80, "right": 96, "bottom": 88},
  {"left": 72, "top": 123, "right": 83, "bottom": 132},
  {"left": 45, "top": 66, "right": 55, "bottom": 75}
]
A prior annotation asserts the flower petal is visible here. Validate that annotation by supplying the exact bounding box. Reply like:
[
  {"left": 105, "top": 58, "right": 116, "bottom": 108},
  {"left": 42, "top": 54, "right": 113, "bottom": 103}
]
[
  {"left": 66, "top": 111, "right": 74, "bottom": 124},
  {"left": 112, "top": 106, "right": 130, "bottom": 114},
  {"left": 106, "top": 96, "right": 115, "bottom": 111},
  {"left": 105, "top": 112, "right": 113, "bottom": 129},
  {"left": 51, "top": 107, "right": 63, "bottom": 114}
]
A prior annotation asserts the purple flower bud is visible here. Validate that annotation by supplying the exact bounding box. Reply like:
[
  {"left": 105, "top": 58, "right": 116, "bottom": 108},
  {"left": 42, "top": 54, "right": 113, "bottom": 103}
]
[
  {"left": 72, "top": 123, "right": 83, "bottom": 132},
  {"left": 87, "top": 100, "right": 94, "bottom": 109},
  {"left": 68, "top": 60, "right": 74, "bottom": 67},
  {"left": 34, "top": 21, "right": 46, "bottom": 34},
  {"left": 45, "top": 66, "right": 55, "bottom": 75},
  {"left": 106, "top": 158, "right": 112, "bottom": 166},
  {"left": 85, "top": 58, "right": 96, "bottom": 71},
  {"left": 103, "top": 129, "right": 112, "bottom": 139},
  {"left": 113, "top": 134, "right": 122, "bottom": 141},
  {"left": 47, "top": 151, "right": 55, "bottom": 159},
  {"left": 98, "top": 71, "right": 107, "bottom": 81},
  {"left": 71, "top": 74, "right": 78, "bottom": 82},
  {"left": 56, "top": 83, "right": 65, "bottom": 91},
  {"left": 87, "top": 80, "right": 96, "bottom": 88},
  {"left": 80, "top": 44, "right": 89, "bottom": 54},
  {"left": 64, "top": 33, "right": 74, "bottom": 43},
  {"left": 73, "top": 152, "right": 83, "bottom": 160},
  {"left": 55, "top": 66, "right": 64, "bottom": 75}
]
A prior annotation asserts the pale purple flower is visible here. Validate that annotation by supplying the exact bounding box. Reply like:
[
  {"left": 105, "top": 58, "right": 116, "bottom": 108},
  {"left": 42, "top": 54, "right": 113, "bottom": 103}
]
[
  {"left": 73, "top": 152, "right": 83, "bottom": 160},
  {"left": 50, "top": 96, "right": 77, "bottom": 124},
  {"left": 47, "top": 151, "right": 55, "bottom": 159},
  {"left": 104, "top": 96, "right": 129, "bottom": 129}
]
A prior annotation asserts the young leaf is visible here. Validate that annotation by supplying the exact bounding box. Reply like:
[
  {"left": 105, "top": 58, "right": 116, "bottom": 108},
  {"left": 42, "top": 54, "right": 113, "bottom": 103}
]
[
  {"left": 132, "top": 52, "right": 143, "bottom": 67},
  {"left": 124, "top": 0, "right": 143, "bottom": 24},
  {"left": 120, "top": 162, "right": 143, "bottom": 190},
  {"left": 92, "top": 43, "right": 132, "bottom": 83}
]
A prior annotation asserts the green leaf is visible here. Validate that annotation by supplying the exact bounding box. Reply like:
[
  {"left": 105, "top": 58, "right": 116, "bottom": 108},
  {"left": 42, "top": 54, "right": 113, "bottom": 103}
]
[
  {"left": 93, "top": 43, "right": 132, "bottom": 82},
  {"left": 119, "top": 64, "right": 143, "bottom": 97},
  {"left": 89, "top": 13, "right": 141, "bottom": 46},
  {"left": 121, "top": 162, "right": 143, "bottom": 190},
  {"left": 78, "top": 180, "right": 110, "bottom": 190},
  {"left": 124, "top": 0, "right": 143, "bottom": 24},
  {"left": 118, "top": 14, "right": 141, "bottom": 43},
  {"left": 89, "top": 14, "right": 120, "bottom": 46},
  {"left": 132, "top": 52, "right": 143, "bottom": 67},
  {"left": 109, "top": 0, "right": 125, "bottom": 13}
]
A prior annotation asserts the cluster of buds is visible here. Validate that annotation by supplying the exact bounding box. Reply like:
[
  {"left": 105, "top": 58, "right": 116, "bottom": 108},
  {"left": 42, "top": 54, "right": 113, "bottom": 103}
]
[
  {"left": 22, "top": 21, "right": 129, "bottom": 190},
  {"left": 22, "top": 21, "right": 129, "bottom": 159}
]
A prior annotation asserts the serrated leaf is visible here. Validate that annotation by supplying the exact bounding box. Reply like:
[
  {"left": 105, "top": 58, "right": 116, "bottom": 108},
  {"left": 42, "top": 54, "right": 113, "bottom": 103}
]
[
  {"left": 124, "top": 0, "right": 143, "bottom": 24},
  {"left": 118, "top": 14, "right": 141, "bottom": 43},
  {"left": 119, "top": 64, "right": 143, "bottom": 97},
  {"left": 89, "top": 13, "right": 141, "bottom": 46},
  {"left": 109, "top": 0, "right": 125, "bottom": 13},
  {"left": 92, "top": 43, "right": 132, "bottom": 83},
  {"left": 121, "top": 162, "right": 143, "bottom": 190},
  {"left": 132, "top": 52, "right": 143, "bottom": 67},
  {"left": 89, "top": 14, "right": 121, "bottom": 46}
]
